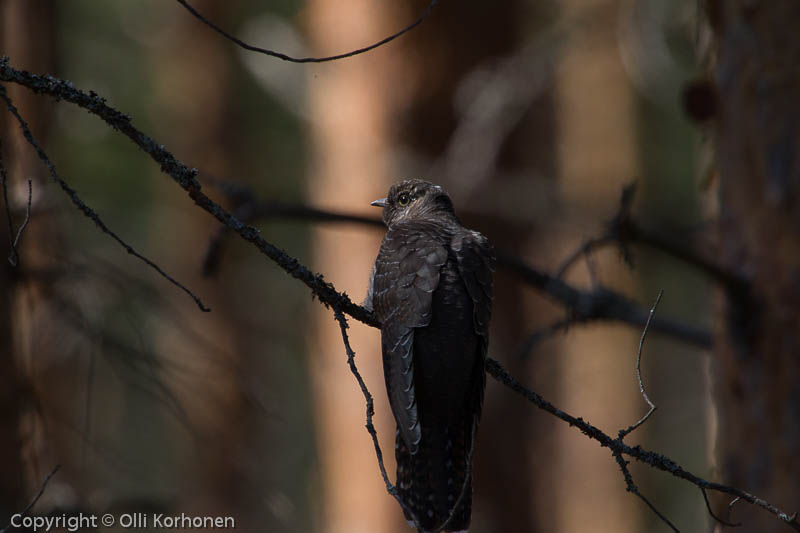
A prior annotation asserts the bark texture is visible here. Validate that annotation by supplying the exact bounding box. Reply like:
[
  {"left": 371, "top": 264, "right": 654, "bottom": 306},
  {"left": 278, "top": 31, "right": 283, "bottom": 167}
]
[{"left": 711, "top": 1, "right": 800, "bottom": 529}]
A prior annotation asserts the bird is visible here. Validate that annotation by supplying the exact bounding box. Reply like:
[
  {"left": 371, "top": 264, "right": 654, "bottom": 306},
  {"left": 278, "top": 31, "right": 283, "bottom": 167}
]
[{"left": 366, "top": 179, "right": 494, "bottom": 532}]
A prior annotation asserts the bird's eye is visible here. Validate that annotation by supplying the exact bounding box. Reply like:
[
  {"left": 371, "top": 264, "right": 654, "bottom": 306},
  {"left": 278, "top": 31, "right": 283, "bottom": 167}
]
[{"left": 397, "top": 192, "right": 411, "bottom": 206}]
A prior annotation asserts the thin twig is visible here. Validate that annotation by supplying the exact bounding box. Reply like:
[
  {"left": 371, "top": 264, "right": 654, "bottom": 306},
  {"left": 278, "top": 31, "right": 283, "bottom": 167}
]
[
  {"left": 485, "top": 357, "right": 800, "bottom": 531},
  {"left": 0, "top": 137, "right": 20, "bottom": 265},
  {"left": 516, "top": 317, "right": 574, "bottom": 359},
  {"left": 611, "top": 290, "right": 678, "bottom": 531},
  {"left": 333, "top": 310, "right": 393, "bottom": 490},
  {"left": 10, "top": 178, "right": 32, "bottom": 258},
  {"left": 702, "top": 487, "right": 742, "bottom": 527},
  {"left": 619, "top": 290, "right": 662, "bottom": 439},
  {"left": 583, "top": 243, "right": 601, "bottom": 288},
  {"left": 41, "top": 287, "right": 193, "bottom": 428},
  {"left": 613, "top": 451, "right": 680, "bottom": 532},
  {"left": 727, "top": 497, "right": 742, "bottom": 524},
  {"left": 0, "top": 464, "right": 61, "bottom": 533},
  {"left": 175, "top": 0, "right": 439, "bottom": 64},
  {"left": 332, "top": 310, "right": 420, "bottom": 529},
  {"left": 555, "top": 235, "right": 613, "bottom": 279},
  {"left": 334, "top": 309, "right": 466, "bottom": 532},
  {"left": 200, "top": 177, "right": 383, "bottom": 277},
  {"left": 0, "top": 59, "right": 376, "bottom": 326},
  {"left": 498, "top": 250, "right": 712, "bottom": 349},
  {"left": 557, "top": 181, "right": 748, "bottom": 294},
  {"left": 634, "top": 488, "right": 681, "bottom": 532},
  {"left": 0, "top": 84, "right": 210, "bottom": 312}
]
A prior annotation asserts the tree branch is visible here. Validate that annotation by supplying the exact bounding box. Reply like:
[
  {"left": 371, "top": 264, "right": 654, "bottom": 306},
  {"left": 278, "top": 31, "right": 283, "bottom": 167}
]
[
  {"left": 701, "top": 487, "right": 742, "bottom": 528},
  {"left": 0, "top": 138, "right": 31, "bottom": 267},
  {"left": 618, "top": 290, "right": 662, "bottom": 440},
  {"left": 0, "top": 83, "right": 209, "bottom": 311},
  {"left": 0, "top": 465, "right": 60, "bottom": 533},
  {"left": 0, "top": 138, "right": 17, "bottom": 265},
  {"left": 0, "top": 58, "right": 372, "bottom": 325},
  {"left": 2, "top": 58, "right": 795, "bottom": 531},
  {"left": 175, "top": 0, "right": 438, "bottom": 64},
  {"left": 497, "top": 250, "right": 712, "bottom": 349},
  {"left": 485, "top": 357, "right": 800, "bottom": 530},
  {"left": 333, "top": 310, "right": 424, "bottom": 530},
  {"left": 10, "top": 179, "right": 32, "bottom": 262},
  {"left": 198, "top": 179, "right": 712, "bottom": 349},
  {"left": 614, "top": 450, "right": 679, "bottom": 532},
  {"left": 558, "top": 182, "right": 749, "bottom": 295}
]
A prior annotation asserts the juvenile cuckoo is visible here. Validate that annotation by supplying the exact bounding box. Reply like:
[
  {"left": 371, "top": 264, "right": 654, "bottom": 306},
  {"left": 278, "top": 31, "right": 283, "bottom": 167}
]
[{"left": 367, "top": 179, "right": 494, "bottom": 532}]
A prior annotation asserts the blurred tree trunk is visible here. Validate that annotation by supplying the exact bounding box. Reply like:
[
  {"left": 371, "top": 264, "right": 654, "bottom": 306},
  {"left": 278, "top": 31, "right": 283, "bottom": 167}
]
[
  {"left": 367, "top": 1, "right": 542, "bottom": 530},
  {"left": 143, "top": 0, "right": 257, "bottom": 527},
  {"left": 550, "top": 1, "right": 641, "bottom": 531},
  {"left": 304, "top": 1, "right": 402, "bottom": 531},
  {"left": 710, "top": 2, "right": 800, "bottom": 530},
  {"left": 305, "top": 1, "right": 542, "bottom": 531},
  {"left": 0, "top": 0, "right": 56, "bottom": 516},
  {"left": 414, "top": 6, "right": 548, "bottom": 531}
]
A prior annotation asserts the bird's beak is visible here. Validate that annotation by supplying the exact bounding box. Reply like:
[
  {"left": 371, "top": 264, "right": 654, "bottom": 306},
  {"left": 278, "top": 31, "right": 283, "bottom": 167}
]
[{"left": 370, "top": 197, "right": 387, "bottom": 208}]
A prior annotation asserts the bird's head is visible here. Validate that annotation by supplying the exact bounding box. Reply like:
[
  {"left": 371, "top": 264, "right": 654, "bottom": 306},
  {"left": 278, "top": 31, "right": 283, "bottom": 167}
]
[{"left": 371, "top": 179, "right": 456, "bottom": 227}]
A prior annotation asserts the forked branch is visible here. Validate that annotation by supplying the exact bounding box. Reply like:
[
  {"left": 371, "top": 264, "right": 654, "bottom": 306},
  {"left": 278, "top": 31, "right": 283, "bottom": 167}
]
[{"left": 1, "top": 59, "right": 796, "bottom": 532}]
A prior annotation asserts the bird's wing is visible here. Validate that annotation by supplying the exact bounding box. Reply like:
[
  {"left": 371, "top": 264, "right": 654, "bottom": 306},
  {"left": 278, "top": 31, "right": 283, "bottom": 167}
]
[
  {"left": 451, "top": 230, "right": 495, "bottom": 417},
  {"left": 373, "top": 223, "right": 448, "bottom": 454}
]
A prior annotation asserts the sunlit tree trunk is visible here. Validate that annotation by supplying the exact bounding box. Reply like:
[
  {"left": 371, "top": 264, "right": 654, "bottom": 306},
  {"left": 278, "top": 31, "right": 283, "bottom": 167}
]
[
  {"left": 305, "top": 2, "right": 403, "bottom": 531},
  {"left": 308, "top": 1, "right": 546, "bottom": 530},
  {"left": 710, "top": 2, "right": 800, "bottom": 530},
  {"left": 552, "top": 1, "right": 641, "bottom": 531}
]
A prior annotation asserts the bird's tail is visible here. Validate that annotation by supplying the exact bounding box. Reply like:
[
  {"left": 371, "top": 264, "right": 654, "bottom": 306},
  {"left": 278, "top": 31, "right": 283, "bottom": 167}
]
[{"left": 395, "top": 420, "right": 474, "bottom": 532}]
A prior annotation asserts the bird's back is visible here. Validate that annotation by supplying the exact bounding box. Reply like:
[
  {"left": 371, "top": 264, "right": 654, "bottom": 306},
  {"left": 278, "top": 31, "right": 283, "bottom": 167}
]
[{"left": 394, "top": 232, "right": 485, "bottom": 532}]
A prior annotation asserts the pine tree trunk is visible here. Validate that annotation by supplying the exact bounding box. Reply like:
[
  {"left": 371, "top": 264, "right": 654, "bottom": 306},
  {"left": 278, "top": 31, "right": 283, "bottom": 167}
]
[
  {"left": 0, "top": 0, "right": 56, "bottom": 517},
  {"left": 710, "top": 2, "right": 800, "bottom": 529},
  {"left": 305, "top": 1, "right": 405, "bottom": 530}
]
